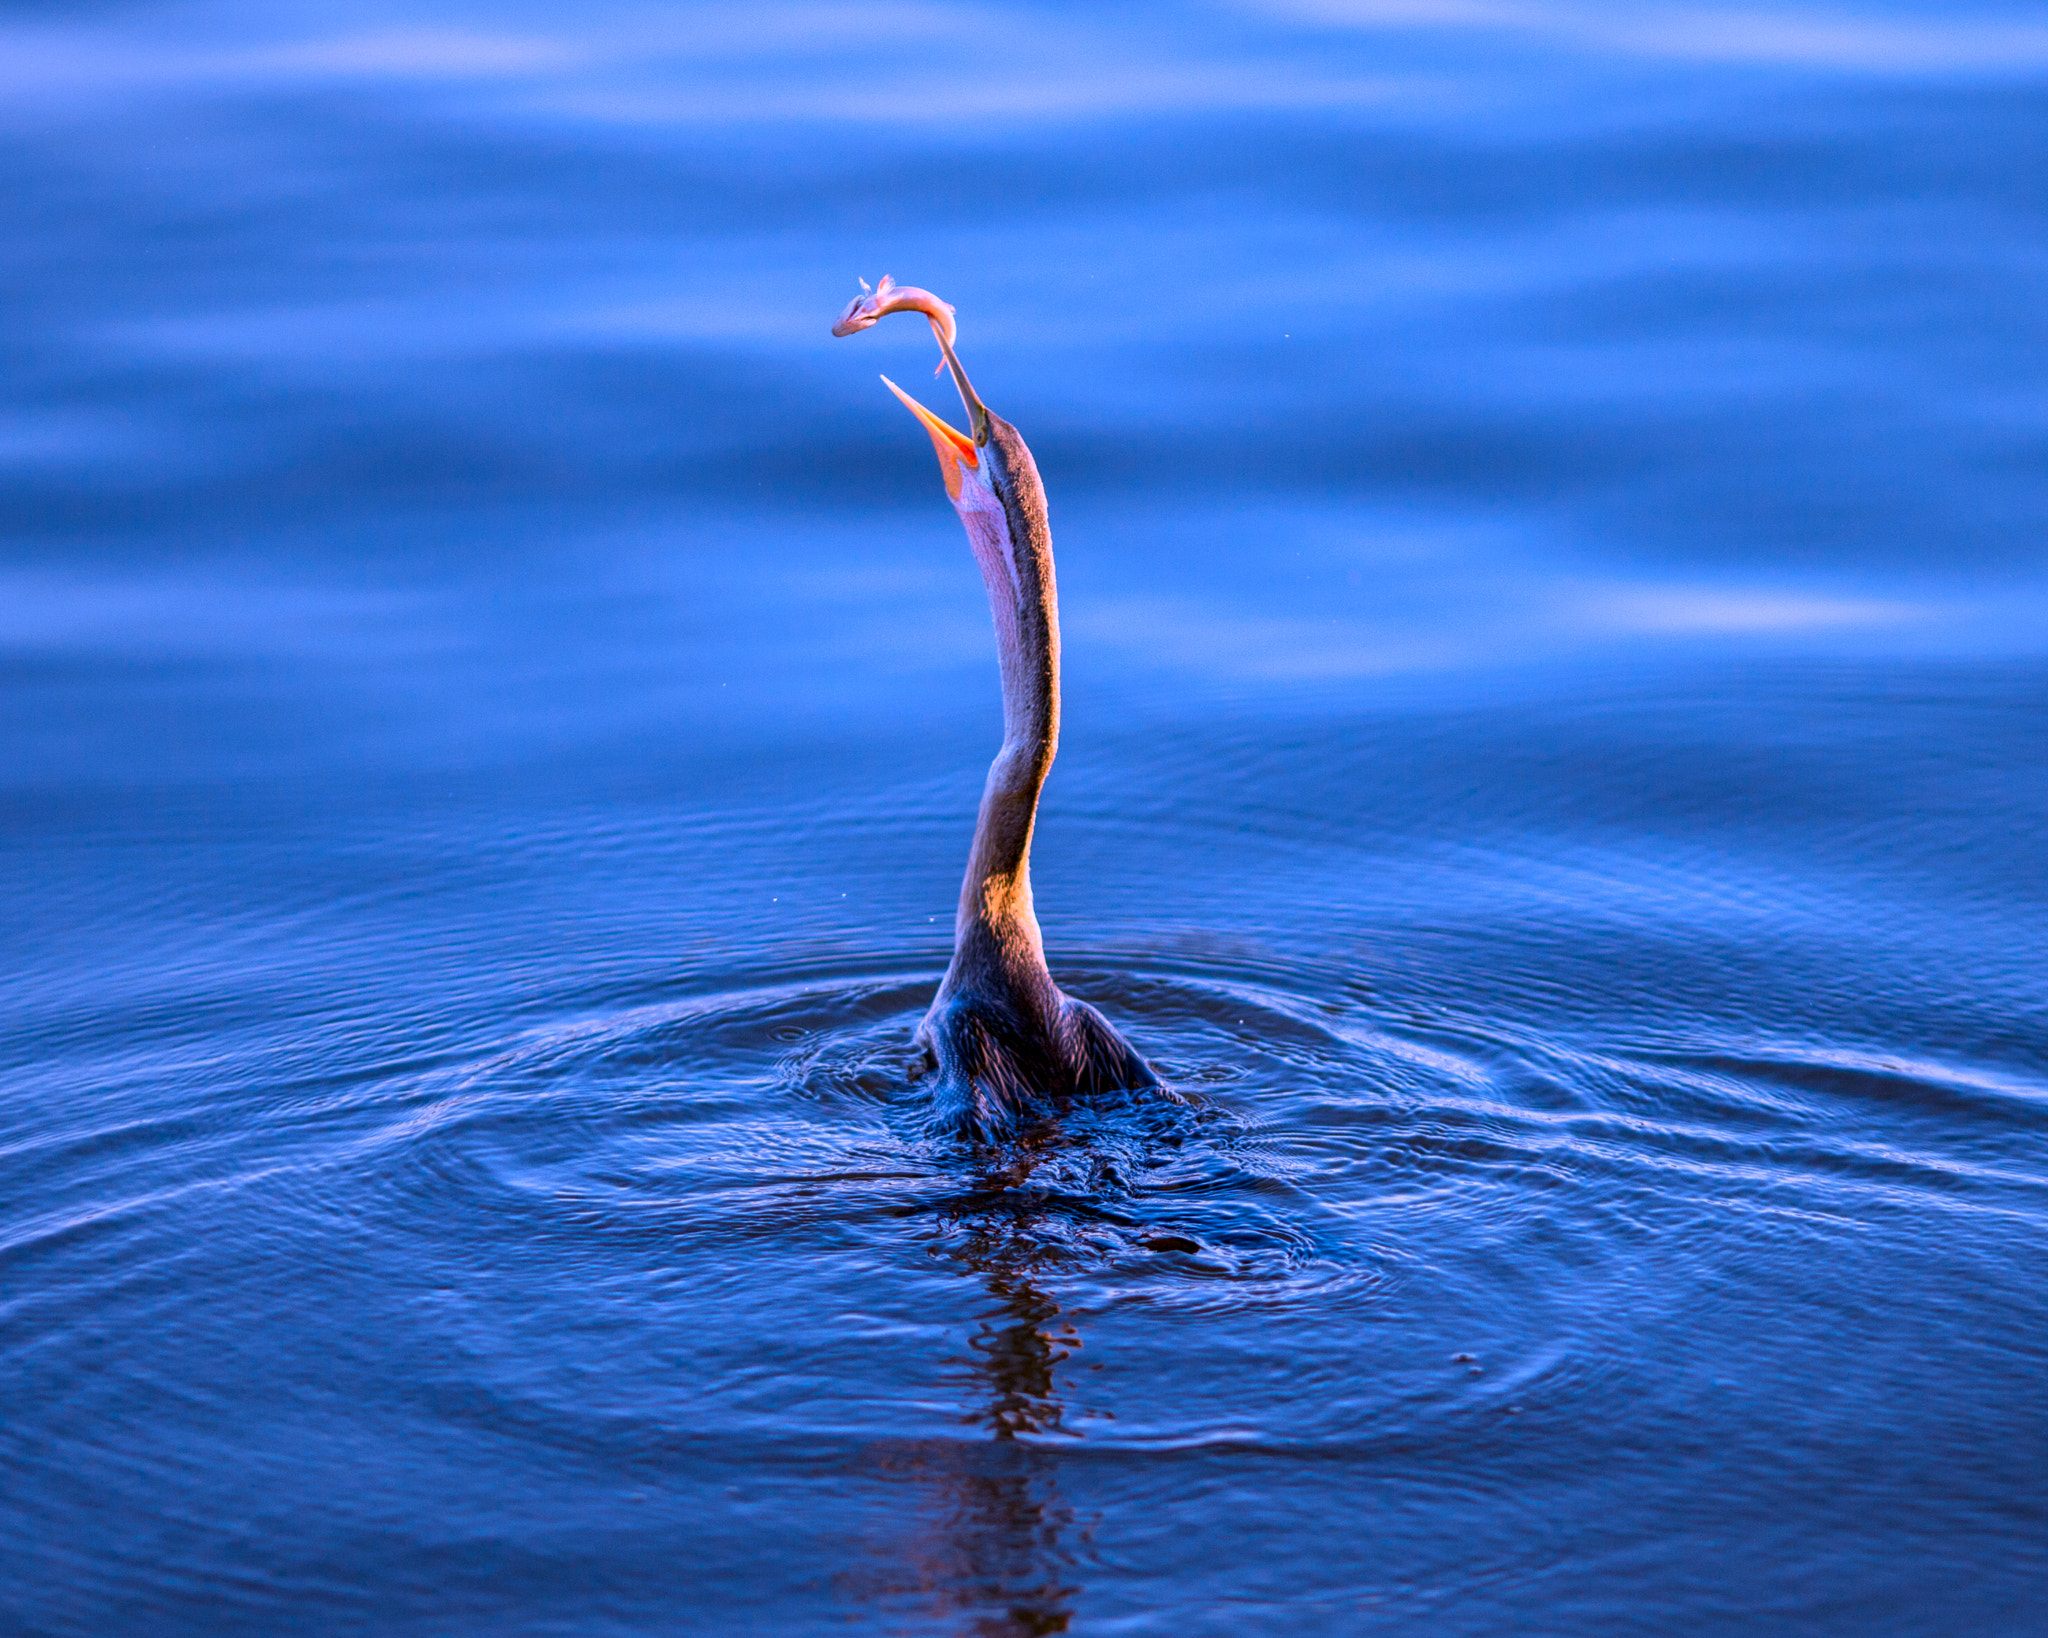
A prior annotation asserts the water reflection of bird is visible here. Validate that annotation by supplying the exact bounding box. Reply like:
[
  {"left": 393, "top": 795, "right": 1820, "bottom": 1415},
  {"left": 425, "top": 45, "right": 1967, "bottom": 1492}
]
[
  {"left": 848, "top": 1165, "right": 1091, "bottom": 1633},
  {"left": 898, "top": 1168, "right": 1093, "bottom": 1634},
  {"left": 832, "top": 279, "right": 1157, "bottom": 1138}
]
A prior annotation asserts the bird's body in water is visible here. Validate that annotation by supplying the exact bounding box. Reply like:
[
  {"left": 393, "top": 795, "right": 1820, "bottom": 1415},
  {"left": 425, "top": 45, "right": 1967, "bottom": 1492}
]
[{"left": 833, "top": 278, "right": 1157, "bottom": 1137}]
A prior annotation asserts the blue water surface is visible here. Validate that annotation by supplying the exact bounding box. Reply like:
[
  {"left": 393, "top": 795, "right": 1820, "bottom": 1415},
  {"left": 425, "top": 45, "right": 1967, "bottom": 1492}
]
[{"left": 4, "top": 3, "right": 2046, "bottom": 1633}]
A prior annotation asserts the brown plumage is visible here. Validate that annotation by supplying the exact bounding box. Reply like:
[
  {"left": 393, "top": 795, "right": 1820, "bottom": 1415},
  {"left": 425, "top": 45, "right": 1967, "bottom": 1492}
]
[{"left": 832, "top": 280, "right": 1156, "bottom": 1136}]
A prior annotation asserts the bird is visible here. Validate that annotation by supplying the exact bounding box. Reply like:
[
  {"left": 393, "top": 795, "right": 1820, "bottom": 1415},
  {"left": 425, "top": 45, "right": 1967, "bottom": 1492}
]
[{"left": 832, "top": 277, "right": 1158, "bottom": 1137}]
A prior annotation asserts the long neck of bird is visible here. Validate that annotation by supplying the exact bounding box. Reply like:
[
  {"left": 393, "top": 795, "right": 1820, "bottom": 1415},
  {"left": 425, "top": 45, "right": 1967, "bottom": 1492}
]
[{"left": 955, "top": 434, "right": 1060, "bottom": 965}]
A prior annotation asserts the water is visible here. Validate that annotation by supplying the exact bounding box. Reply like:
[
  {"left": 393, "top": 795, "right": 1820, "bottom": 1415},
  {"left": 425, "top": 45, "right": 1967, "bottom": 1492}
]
[{"left": 5, "top": 3, "right": 2047, "bottom": 1632}]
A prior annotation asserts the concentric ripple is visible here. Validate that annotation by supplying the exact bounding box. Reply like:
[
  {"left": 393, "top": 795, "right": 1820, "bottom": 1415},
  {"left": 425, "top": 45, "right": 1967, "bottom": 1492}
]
[
  {"left": 9, "top": 933, "right": 2047, "bottom": 1635},
  {"left": 253, "top": 950, "right": 2048, "bottom": 1467},
  {"left": 336, "top": 967, "right": 1395, "bottom": 1310}
]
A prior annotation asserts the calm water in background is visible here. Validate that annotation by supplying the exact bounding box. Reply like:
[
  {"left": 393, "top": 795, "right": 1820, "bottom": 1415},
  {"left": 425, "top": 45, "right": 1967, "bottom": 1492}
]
[{"left": 4, "top": 2, "right": 2047, "bottom": 1632}]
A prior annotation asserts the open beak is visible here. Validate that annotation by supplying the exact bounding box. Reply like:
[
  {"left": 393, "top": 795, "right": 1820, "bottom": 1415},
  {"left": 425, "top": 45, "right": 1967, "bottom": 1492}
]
[
  {"left": 881, "top": 374, "right": 979, "bottom": 500},
  {"left": 932, "top": 329, "right": 991, "bottom": 447}
]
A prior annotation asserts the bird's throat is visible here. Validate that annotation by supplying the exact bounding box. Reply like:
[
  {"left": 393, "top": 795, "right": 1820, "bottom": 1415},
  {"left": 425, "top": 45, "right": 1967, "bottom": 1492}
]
[{"left": 948, "top": 451, "right": 1061, "bottom": 968}]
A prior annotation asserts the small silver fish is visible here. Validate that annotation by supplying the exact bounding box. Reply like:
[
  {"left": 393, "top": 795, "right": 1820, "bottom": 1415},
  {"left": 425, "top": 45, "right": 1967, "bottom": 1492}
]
[{"left": 831, "top": 274, "right": 958, "bottom": 358}]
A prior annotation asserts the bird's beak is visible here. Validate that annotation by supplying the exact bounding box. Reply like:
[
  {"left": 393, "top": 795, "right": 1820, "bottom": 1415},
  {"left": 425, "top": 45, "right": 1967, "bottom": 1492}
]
[
  {"left": 881, "top": 374, "right": 979, "bottom": 501},
  {"left": 933, "top": 329, "right": 992, "bottom": 447}
]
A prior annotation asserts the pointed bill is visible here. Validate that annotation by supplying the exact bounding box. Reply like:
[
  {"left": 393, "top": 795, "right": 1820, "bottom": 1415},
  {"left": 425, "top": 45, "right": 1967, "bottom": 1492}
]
[{"left": 880, "top": 374, "right": 978, "bottom": 499}]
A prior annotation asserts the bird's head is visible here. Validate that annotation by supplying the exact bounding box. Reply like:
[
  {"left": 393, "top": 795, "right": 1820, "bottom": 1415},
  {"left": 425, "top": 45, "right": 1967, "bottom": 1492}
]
[
  {"left": 879, "top": 373, "right": 985, "bottom": 502},
  {"left": 833, "top": 279, "right": 1055, "bottom": 725},
  {"left": 832, "top": 276, "right": 1013, "bottom": 508}
]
